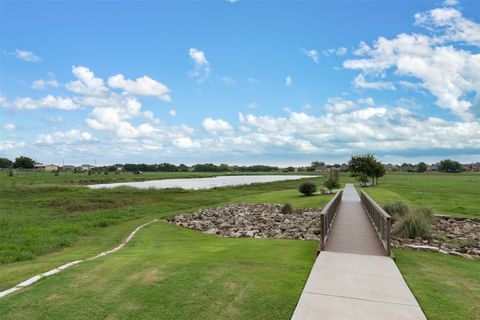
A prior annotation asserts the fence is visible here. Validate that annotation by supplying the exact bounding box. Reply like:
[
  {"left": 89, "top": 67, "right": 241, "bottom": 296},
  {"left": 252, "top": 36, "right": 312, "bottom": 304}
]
[
  {"left": 360, "top": 191, "right": 391, "bottom": 256},
  {"left": 317, "top": 190, "right": 343, "bottom": 254}
]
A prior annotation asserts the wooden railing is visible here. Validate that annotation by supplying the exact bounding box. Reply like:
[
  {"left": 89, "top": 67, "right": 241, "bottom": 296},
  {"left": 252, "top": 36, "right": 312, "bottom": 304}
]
[
  {"left": 360, "top": 191, "right": 391, "bottom": 256},
  {"left": 317, "top": 190, "right": 343, "bottom": 254}
]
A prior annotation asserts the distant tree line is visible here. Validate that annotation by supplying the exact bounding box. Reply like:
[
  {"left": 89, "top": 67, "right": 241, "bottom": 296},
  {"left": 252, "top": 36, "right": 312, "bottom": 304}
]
[
  {"left": 119, "top": 163, "right": 279, "bottom": 173},
  {"left": 0, "top": 156, "right": 35, "bottom": 169}
]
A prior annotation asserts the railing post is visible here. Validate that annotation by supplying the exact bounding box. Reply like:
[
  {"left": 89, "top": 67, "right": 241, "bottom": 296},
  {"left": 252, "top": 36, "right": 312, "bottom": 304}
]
[{"left": 386, "top": 216, "right": 391, "bottom": 256}]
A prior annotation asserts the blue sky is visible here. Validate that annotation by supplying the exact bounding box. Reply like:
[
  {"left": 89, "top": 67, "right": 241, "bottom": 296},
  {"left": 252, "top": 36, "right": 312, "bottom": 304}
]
[{"left": 1, "top": 0, "right": 479, "bottom": 166}]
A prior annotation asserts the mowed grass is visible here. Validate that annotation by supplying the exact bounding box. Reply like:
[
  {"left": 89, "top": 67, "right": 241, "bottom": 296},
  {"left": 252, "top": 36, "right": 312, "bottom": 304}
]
[
  {"left": 0, "top": 173, "right": 327, "bottom": 291},
  {"left": 0, "top": 221, "right": 317, "bottom": 320},
  {"left": 395, "top": 249, "right": 480, "bottom": 320},
  {"left": 359, "top": 172, "right": 480, "bottom": 218}
]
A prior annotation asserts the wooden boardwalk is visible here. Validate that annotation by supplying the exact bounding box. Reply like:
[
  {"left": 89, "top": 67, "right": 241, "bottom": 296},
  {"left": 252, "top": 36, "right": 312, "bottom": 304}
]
[
  {"left": 325, "top": 184, "right": 386, "bottom": 256},
  {"left": 292, "top": 184, "right": 426, "bottom": 320}
]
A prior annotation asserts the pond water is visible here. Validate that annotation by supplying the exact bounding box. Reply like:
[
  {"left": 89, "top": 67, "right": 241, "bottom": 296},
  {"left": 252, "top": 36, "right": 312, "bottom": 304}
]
[{"left": 87, "top": 175, "right": 312, "bottom": 190}]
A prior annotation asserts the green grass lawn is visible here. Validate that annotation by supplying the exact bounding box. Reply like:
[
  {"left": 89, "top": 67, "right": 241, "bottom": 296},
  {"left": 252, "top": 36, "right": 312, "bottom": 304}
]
[
  {"left": 0, "top": 221, "right": 317, "bottom": 319},
  {"left": 395, "top": 249, "right": 480, "bottom": 320},
  {"left": 359, "top": 172, "right": 480, "bottom": 218},
  {"left": 0, "top": 173, "right": 327, "bottom": 291}
]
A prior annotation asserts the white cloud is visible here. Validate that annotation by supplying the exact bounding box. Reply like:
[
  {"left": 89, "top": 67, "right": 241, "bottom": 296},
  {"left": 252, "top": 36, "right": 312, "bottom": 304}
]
[
  {"left": 415, "top": 7, "right": 480, "bottom": 47},
  {"left": 301, "top": 48, "right": 319, "bottom": 63},
  {"left": 324, "top": 47, "right": 348, "bottom": 56},
  {"left": 35, "top": 129, "right": 95, "bottom": 145},
  {"left": 13, "top": 95, "right": 80, "bottom": 110},
  {"left": 357, "top": 97, "right": 375, "bottom": 106},
  {"left": 107, "top": 74, "right": 171, "bottom": 101},
  {"left": 189, "top": 48, "right": 211, "bottom": 82},
  {"left": 31, "top": 79, "right": 60, "bottom": 90},
  {"left": 443, "top": 0, "right": 458, "bottom": 5},
  {"left": 169, "top": 109, "right": 177, "bottom": 117},
  {"left": 173, "top": 137, "right": 194, "bottom": 149},
  {"left": 12, "top": 49, "right": 41, "bottom": 62},
  {"left": 66, "top": 66, "right": 108, "bottom": 96},
  {"left": 285, "top": 75, "right": 293, "bottom": 87},
  {"left": 344, "top": 6, "right": 480, "bottom": 119},
  {"left": 202, "top": 117, "right": 233, "bottom": 132},
  {"left": 324, "top": 97, "right": 358, "bottom": 113},
  {"left": 247, "top": 77, "right": 260, "bottom": 85},
  {"left": 353, "top": 74, "right": 396, "bottom": 90},
  {"left": 0, "top": 141, "right": 25, "bottom": 151},
  {"left": 3, "top": 123, "right": 16, "bottom": 130}
]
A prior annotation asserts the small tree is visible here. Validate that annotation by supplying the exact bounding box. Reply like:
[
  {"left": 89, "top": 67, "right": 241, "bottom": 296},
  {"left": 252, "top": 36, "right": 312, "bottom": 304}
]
[
  {"left": 13, "top": 156, "right": 35, "bottom": 169},
  {"left": 416, "top": 162, "right": 428, "bottom": 173},
  {"left": 324, "top": 178, "right": 340, "bottom": 193},
  {"left": 299, "top": 182, "right": 317, "bottom": 196},
  {"left": 439, "top": 159, "right": 462, "bottom": 173},
  {"left": 0, "top": 157, "right": 12, "bottom": 168}
]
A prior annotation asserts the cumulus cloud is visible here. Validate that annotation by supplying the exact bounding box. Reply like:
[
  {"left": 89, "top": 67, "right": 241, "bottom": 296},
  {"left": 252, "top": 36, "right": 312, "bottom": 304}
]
[
  {"left": 357, "top": 97, "right": 375, "bottom": 106},
  {"left": 12, "top": 49, "right": 41, "bottom": 62},
  {"left": 189, "top": 48, "right": 211, "bottom": 82},
  {"left": 202, "top": 118, "right": 233, "bottom": 133},
  {"left": 324, "top": 97, "right": 358, "bottom": 113},
  {"left": 66, "top": 66, "right": 108, "bottom": 96},
  {"left": 108, "top": 74, "right": 171, "bottom": 101},
  {"left": 344, "top": 6, "right": 480, "bottom": 119},
  {"left": 169, "top": 109, "right": 177, "bottom": 117},
  {"left": 285, "top": 75, "right": 293, "bottom": 87},
  {"left": 415, "top": 7, "right": 480, "bottom": 47},
  {"left": 35, "top": 129, "right": 96, "bottom": 145},
  {"left": 219, "top": 76, "right": 235, "bottom": 85},
  {"left": 353, "top": 74, "right": 396, "bottom": 90},
  {"left": 13, "top": 95, "right": 80, "bottom": 110},
  {"left": 31, "top": 79, "right": 60, "bottom": 90},
  {"left": 301, "top": 48, "right": 319, "bottom": 63}
]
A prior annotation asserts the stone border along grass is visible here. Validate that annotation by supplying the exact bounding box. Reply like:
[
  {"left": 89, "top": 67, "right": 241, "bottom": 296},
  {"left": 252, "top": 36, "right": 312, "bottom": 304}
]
[{"left": 0, "top": 219, "right": 158, "bottom": 299}]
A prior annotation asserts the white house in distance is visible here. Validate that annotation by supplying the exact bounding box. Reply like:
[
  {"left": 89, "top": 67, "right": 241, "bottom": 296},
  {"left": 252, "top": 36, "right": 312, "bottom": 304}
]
[{"left": 34, "top": 164, "right": 59, "bottom": 172}]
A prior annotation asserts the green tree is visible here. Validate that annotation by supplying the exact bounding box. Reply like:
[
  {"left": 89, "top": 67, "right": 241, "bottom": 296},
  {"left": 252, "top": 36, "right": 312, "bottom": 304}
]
[
  {"left": 416, "top": 162, "right": 428, "bottom": 173},
  {"left": 357, "top": 173, "right": 369, "bottom": 186},
  {"left": 324, "top": 178, "right": 340, "bottom": 193},
  {"left": 13, "top": 156, "right": 35, "bottom": 169},
  {"left": 439, "top": 159, "right": 462, "bottom": 173},
  {"left": 348, "top": 154, "right": 384, "bottom": 185},
  {"left": 0, "top": 157, "right": 13, "bottom": 168}
]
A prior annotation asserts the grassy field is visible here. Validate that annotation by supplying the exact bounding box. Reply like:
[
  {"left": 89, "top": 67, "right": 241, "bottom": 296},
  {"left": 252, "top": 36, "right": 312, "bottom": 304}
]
[
  {"left": 359, "top": 172, "right": 480, "bottom": 218},
  {"left": 0, "top": 173, "right": 328, "bottom": 292},
  {"left": 395, "top": 249, "right": 480, "bottom": 320},
  {"left": 0, "top": 221, "right": 316, "bottom": 319},
  {"left": 1, "top": 171, "right": 479, "bottom": 319}
]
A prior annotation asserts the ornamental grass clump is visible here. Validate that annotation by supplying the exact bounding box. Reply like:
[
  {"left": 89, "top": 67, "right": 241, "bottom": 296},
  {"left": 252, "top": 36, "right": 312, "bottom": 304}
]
[
  {"left": 383, "top": 202, "right": 410, "bottom": 222},
  {"left": 394, "top": 207, "right": 434, "bottom": 239}
]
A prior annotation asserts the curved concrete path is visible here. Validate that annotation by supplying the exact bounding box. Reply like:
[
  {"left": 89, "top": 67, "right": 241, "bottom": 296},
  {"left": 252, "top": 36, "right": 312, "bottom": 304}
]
[{"left": 292, "top": 184, "right": 426, "bottom": 319}]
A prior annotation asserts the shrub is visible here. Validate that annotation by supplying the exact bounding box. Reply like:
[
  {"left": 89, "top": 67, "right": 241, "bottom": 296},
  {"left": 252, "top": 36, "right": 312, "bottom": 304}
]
[
  {"left": 281, "top": 203, "right": 294, "bottom": 215},
  {"left": 299, "top": 182, "right": 317, "bottom": 196},
  {"left": 323, "top": 178, "right": 340, "bottom": 193},
  {"left": 8, "top": 169, "right": 14, "bottom": 177}
]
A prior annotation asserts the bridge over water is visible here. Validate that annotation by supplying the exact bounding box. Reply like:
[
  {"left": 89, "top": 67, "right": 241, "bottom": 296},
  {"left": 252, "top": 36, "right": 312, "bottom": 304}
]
[{"left": 292, "top": 184, "right": 427, "bottom": 320}]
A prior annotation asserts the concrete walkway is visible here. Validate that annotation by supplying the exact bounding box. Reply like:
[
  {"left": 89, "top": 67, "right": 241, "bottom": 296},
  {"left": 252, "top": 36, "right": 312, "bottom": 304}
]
[{"left": 292, "top": 185, "right": 426, "bottom": 319}]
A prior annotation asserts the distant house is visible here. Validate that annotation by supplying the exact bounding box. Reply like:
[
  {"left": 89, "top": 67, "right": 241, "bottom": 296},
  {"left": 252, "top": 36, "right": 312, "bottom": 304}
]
[
  {"left": 384, "top": 164, "right": 399, "bottom": 172},
  {"left": 62, "top": 165, "right": 76, "bottom": 171},
  {"left": 35, "top": 164, "right": 59, "bottom": 172},
  {"left": 464, "top": 162, "right": 480, "bottom": 171},
  {"left": 314, "top": 165, "right": 329, "bottom": 172},
  {"left": 80, "top": 164, "right": 95, "bottom": 171},
  {"left": 427, "top": 164, "right": 439, "bottom": 172}
]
